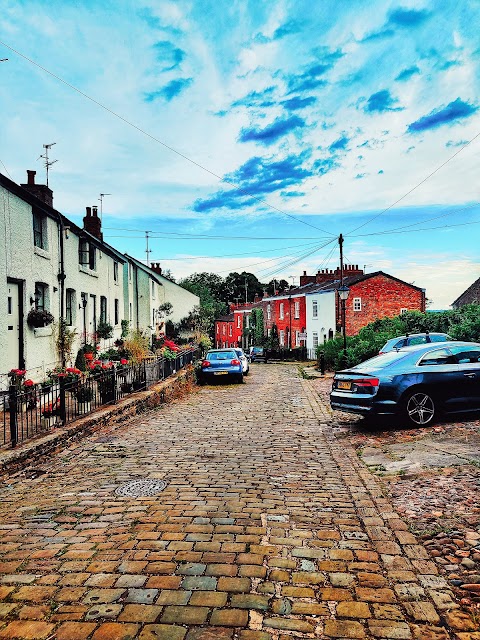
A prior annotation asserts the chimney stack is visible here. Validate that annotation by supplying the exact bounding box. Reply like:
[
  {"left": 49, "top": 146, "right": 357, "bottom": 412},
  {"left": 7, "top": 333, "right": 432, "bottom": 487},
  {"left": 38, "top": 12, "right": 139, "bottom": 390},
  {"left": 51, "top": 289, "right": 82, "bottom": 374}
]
[
  {"left": 150, "top": 263, "right": 162, "bottom": 275},
  {"left": 21, "top": 169, "right": 53, "bottom": 207},
  {"left": 83, "top": 205, "right": 102, "bottom": 240}
]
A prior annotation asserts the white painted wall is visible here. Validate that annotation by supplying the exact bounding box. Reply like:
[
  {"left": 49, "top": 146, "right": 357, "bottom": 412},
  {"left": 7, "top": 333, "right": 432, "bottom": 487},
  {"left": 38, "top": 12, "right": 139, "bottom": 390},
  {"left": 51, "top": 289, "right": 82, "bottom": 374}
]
[{"left": 305, "top": 290, "right": 336, "bottom": 351}]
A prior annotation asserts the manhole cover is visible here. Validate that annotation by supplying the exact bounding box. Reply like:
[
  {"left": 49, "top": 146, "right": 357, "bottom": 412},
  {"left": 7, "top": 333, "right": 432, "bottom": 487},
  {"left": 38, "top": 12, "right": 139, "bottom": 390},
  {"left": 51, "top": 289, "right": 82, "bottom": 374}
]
[{"left": 115, "top": 479, "right": 167, "bottom": 498}]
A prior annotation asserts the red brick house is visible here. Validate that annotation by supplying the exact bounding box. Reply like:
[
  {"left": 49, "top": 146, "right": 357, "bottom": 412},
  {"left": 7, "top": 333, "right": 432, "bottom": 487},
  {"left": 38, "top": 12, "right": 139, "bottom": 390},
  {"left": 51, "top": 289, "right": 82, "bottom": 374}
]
[
  {"left": 262, "top": 291, "right": 307, "bottom": 348},
  {"left": 300, "top": 267, "right": 426, "bottom": 336},
  {"left": 214, "top": 301, "right": 262, "bottom": 348},
  {"left": 214, "top": 314, "right": 235, "bottom": 348}
]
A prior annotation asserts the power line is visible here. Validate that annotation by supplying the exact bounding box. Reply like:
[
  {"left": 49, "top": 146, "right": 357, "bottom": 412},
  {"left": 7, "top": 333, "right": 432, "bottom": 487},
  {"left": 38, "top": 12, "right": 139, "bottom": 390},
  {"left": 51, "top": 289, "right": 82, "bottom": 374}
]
[
  {"left": 0, "top": 40, "right": 335, "bottom": 236},
  {"left": 354, "top": 202, "right": 479, "bottom": 237},
  {"left": 147, "top": 240, "right": 321, "bottom": 261},
  {"left": 346, "top": 128, "right": 480, "bottom": 235},
  {"left": 103, "top": 228, "right": 330, "bottom": 240},
  {"left": 0, "top": 159, "right": 12, "bottom": 180},
  {"left": 356, "top": 217, "right": 480, "bottom": 236}
]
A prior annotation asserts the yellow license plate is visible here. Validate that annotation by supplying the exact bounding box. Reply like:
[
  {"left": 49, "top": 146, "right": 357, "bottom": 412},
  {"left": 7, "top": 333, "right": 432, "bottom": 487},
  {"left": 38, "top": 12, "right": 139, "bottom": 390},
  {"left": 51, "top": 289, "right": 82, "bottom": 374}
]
[
  {"left": 338, "top": 380, "right": 352, "bottom": 390},
  {"left": 214, "top": 371, "right": 228, "bottom": 375}
]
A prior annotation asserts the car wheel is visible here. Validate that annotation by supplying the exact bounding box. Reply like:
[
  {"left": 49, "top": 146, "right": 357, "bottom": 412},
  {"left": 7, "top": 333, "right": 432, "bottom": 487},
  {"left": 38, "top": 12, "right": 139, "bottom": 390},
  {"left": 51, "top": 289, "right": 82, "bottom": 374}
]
[
  {"left": 236, "top": 374, "right": 244, "bottom": 384},
  {"left": 403, "top": 389, "right": 436, "bottom": 426},
  {"left": 244, "top": 368, "right": 249, "bottom": 376}
]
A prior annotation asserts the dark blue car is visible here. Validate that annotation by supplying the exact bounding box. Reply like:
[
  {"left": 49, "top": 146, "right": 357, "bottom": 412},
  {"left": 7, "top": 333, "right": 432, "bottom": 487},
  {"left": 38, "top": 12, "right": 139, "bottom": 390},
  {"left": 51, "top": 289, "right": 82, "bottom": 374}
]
[
  {"left": 200, "top": 349, "right": 243, "bottom": 384},
  {"left": 330, "top": 341, "right": 480, "bottom": 426}
]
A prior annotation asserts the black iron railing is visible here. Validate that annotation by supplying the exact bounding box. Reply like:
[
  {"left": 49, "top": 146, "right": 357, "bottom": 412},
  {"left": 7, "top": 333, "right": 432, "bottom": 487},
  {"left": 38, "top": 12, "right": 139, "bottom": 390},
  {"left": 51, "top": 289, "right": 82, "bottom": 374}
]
[{"left": 1, "top": 349, "right": 197, "bottom": 449}]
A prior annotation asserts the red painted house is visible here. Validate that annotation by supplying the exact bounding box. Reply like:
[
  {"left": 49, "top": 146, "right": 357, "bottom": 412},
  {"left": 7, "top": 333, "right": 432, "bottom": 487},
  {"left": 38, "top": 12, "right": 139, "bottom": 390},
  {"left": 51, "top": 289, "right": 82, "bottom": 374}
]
[
  {"left": 214, "top": 314, "right": 235, "bottom": 348},
  {"left": 262, "top": 290, "right": 307, "bottom": 349}
]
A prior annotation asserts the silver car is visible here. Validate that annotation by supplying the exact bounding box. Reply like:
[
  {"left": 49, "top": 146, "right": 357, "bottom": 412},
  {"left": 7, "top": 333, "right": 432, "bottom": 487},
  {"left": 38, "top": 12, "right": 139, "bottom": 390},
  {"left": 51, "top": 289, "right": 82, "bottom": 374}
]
[{"left": 234, "top": 348, "right": 249, "bottom": 375}]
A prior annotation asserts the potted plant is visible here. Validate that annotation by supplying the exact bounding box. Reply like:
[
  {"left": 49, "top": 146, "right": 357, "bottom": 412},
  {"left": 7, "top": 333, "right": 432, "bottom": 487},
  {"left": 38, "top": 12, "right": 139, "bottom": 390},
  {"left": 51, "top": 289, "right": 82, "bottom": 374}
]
[
  {"left": 75, "top": 384, "right": 94, "bottom": 415},
  {"left": 27, "top": 308, "right": 54, "bottom": 329},
  {"left": 96, "top": 321, "right": 114, "bottom": 340},
  {"left": 7, "top": 369, "right": 27, "bottom": 412},
  {"left": 41, "top": 401, "right": 59, "bottom": 428},
  {"left": 94, "top": 363, "right": 116, "bottom": 403},
  {"left": 22, "top": 379, "right": 37, "bottom": 411}
]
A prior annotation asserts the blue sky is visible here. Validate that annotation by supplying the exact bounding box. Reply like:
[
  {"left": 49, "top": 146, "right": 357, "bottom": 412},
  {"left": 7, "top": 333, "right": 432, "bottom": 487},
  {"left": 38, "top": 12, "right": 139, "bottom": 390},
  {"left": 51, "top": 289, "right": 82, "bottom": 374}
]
[{"left": 1, "top": 0, "right": 479, "bottom": 307}]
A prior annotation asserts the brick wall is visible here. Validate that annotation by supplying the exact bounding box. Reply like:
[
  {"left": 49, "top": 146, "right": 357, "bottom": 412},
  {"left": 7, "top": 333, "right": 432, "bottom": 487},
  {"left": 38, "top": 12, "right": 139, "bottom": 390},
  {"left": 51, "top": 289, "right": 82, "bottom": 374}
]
[{"left": 344, "top": 275, "right": 425, "bottom": 335}]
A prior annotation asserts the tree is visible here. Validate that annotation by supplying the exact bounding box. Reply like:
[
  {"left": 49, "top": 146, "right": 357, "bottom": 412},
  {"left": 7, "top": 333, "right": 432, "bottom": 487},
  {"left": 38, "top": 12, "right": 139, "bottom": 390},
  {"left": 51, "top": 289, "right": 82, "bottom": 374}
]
[
  {"left": 224, "top": 272, "right": 264, "bottom": 304},
  {"left": 250, "top": 308, "right": 265, "bottom": 345},
  {"left": 265, "top": 279, "right": 289, "bottom": 295}
]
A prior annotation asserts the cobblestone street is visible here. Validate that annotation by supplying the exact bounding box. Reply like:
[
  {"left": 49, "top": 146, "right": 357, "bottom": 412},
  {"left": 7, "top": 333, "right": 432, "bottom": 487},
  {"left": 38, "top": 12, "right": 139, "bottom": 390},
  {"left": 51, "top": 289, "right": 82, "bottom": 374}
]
[{"left": 0, "top": 364, "right": 475, "bottom": 639}]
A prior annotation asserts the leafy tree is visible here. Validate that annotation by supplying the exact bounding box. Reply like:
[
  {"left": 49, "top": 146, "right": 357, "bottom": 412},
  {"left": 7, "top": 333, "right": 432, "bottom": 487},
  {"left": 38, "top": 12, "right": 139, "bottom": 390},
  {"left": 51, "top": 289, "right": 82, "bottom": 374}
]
[
  {"left": 224, "top": 272, "right": 264, "bottom": 304},
  {"left": 265, "top": 279, "right": 289, "bottom": 295},
  {"left": 266, "top": 324, "right": 280, "bottom": 350},
  {"left": 250, "top": 308, "right": 265, "bottom": 345}
]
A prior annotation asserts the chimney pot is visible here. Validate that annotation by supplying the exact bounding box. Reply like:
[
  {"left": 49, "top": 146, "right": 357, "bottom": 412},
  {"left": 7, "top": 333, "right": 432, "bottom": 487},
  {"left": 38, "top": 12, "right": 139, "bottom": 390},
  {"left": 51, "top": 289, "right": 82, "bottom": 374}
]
[
  {"left": 27, "top": 170, "right": 36, "bottom": 185},
  {"left": 303, "top": 271, "right": 307, "bottom": 276},
  {"left": 92, "top": 205, "right": 98, "bottom": 217}
]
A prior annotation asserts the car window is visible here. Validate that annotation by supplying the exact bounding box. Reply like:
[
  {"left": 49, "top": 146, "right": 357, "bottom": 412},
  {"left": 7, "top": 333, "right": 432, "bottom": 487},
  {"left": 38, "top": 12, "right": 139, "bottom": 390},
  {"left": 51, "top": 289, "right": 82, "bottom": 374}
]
[
  {"left": 408, "top": 336, "right": 427, "bottom": 346},
  {"left": 430, "top": 334, "right": 449, "bottom": 342},
  {"left": 351, "top": 351, "right": 407, "bottom": 371},
  {"left": 394, "top": 340, "right": 405, "bottom": 349},
  {"left": 418, "top": 348, "right": 455, "bottom": 366},
  {"left": 450, "top": 346, "right": 480, "bottom": 364},
  {"left": 207, "top": 352, "right": 236, "bottom": 361}
]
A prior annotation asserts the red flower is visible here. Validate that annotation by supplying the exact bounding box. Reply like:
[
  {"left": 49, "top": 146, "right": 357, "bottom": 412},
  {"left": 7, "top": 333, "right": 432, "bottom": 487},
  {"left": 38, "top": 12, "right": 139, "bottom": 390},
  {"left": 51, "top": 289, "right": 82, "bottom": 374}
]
[
  {"left": 56, "top": 373, "right": 67, "bottom": 378},
  {"left": 85, "top": 353, "right": 94, "bottom": 361},
  {"left": 24, "top": 379, "right": 35, "bottom": 387},
  {"left": 96, "top": 345, "right": 101, "bottom": 351},
  {"left": 120, "top": 359, "right": 128, "bottom": 365}
]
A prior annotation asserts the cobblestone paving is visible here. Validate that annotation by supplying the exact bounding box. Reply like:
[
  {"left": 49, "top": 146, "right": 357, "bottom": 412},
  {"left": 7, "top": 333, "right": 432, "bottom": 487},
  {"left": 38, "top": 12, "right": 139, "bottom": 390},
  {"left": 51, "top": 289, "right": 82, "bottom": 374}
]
[{"left": 0, "top": 364, "right": 473, "bottom": 639}]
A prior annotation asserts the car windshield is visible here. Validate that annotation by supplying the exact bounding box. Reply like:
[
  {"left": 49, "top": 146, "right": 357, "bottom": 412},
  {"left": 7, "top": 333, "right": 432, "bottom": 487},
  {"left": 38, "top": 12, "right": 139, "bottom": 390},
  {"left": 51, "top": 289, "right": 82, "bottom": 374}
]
[
  {"left": 207, "top": 351, "right": 236, "bottom": 361},
  {"left": 349, "top": 351, "right": 407, "bottom": 372},
  {"left": 430, "top": 334, "right": 449, "bottom": 342},
  {"left": 251, "top": 347, "right": 263, "bottom": 353}
]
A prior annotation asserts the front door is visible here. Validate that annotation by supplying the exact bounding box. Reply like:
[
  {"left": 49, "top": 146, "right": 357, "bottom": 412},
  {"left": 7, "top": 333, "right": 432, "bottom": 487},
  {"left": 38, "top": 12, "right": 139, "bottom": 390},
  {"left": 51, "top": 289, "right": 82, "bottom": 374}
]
[
  {"left": 6, "top": 282, "right": 22, "bottom": 371},
  {"left": 89, "top": 294, "right": 96, "bottom": 340}
]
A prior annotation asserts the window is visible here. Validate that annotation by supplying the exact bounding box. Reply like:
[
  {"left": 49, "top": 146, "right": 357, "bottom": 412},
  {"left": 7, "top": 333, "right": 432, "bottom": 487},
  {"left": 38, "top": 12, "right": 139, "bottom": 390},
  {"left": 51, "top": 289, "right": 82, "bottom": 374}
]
[
  {"left": 294, "top": 301, "right": 300, "bottom": 319},
  {"left": 79, "top": 239, "right": 89, "bottom": 266},
  {"left": 88, "top": 244, "right": 96, "bottom": 270},
  {"left": 129, "top": 302, "right": 132, "bottom": 322},
  {"left": 267, "top": 304, "right": 271, "bottom": 320},
  {"left": 418, "top": 349, "right": 455, "bottom": 366},
  {"left": 295, "top": 330, "right": 300, "bottom": 346},
  {"left": 8, "top": 296, "right": 12, "bottom": 314},
  {"left": 128, "top": 263, "right": 132, "bottom": 282},
  {"left": 66, "top": 289, "right": 75, "bottom": 325},
  {"left": 223, "top": 325, "right": 226, "bottom": 334},
  {"left": 113, "top": 262, "right": 119, "bottom": 282},
  {"left": 400, "top": 307, "right": 408, "bottom": 315},
  {"left": 33, "top": 211, "right": 47, "bottom": 249},
  {"left": 151, "top": 280, "right": 155, "bottom": 298},
  {"left": 229, "top": 324, "right": 232, "bottom": 336},
  {"left": 312, "top": 300, "right": 318, "bottom": 318},
  {"left": 100, "top": 296, "right": 107, "bottom": 323},
  {"left": 353, "top": 297, "right": 362, "bottom": 312},
  {"left": 245, "top": 315, "right": 250, "bottom": 328},
  {"left": 114, "top": 299, "right": 119, "bottom": 325},
  {"left": 237, "top": 315, "right": 241, "bottom": 328},
  {"left": 217, "top": 325, "right": 219, "bottom": 334},
  {"left": 279, "top": 303, "right": 284, "bottom": 319},
  {"left": 450, "top": 345, "right": 480, "bottom": 364},
  {"left": 279, "top": 330, "right": 285, "bottom": 346},
  {"left": 313, "top": 332, "right": 319, "bottom": 348},
  {"left": 35, "top": 282, "right": 48, "bottom": 311}
]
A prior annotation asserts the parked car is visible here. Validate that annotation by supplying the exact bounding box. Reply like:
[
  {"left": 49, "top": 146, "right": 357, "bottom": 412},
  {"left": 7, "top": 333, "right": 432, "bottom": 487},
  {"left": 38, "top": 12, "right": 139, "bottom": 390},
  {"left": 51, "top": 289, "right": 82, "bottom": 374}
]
[
  {"left": 330, "top": 341, "right": 480, "bottom": 427},
  {"left": 379, "top": 332, "right": 451, "bottom": 354},
  {"left": 200, "top": 349, "right": 243, "bottom": 384},
  {"left": 249, "top": 346, "right": 268, "bottom": 363},
  {"left": 234, "top": 348, "right": 249, "bottom": 375}
]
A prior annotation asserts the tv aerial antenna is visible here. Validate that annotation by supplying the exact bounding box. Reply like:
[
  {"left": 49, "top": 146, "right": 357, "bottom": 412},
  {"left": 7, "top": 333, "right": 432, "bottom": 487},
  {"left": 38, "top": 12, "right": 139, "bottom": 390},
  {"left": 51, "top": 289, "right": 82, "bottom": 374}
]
[
  {"left": 38, "top": 142, "right": 57, "bottom": 187},
  {"left": 99, "top": 193, "right": 111, "bottom": 221}
]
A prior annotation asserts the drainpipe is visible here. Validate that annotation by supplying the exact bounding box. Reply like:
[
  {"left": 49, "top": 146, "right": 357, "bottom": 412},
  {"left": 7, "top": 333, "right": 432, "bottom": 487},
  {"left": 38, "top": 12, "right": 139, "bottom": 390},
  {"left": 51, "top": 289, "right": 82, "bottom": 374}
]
[
  {"left": 55, "top": 211, "right": 66, "bottom": 366},
  {"left": 135, "top": 266, "right": 139, "bottom": 330}
]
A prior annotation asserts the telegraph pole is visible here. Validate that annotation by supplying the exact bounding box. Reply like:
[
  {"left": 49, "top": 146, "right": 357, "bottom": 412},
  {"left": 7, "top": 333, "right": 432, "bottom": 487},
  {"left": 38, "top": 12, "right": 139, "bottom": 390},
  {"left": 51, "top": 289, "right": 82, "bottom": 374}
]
[
  {"left": 339, "top": 233, "right": 344, "bottom": 287},
  {"left": 145, "top": 231, "right": 152, "bottom": 265}
]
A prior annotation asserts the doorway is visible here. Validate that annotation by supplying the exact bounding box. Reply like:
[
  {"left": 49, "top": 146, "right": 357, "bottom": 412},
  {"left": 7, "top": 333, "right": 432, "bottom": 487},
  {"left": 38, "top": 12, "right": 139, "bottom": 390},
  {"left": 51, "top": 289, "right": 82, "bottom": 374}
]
[{"left": 5, "top": 280, "right": 24, "bottom": 371}]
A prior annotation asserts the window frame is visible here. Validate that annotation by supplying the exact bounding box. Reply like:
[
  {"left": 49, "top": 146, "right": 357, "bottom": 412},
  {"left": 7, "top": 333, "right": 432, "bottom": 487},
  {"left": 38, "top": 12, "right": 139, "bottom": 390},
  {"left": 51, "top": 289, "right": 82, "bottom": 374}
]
[
  {"left": 114, "top": 299, "right": 119, "bottom": 326},
  {"left": 312, "top": 331, "right": 319, "bottom": 348},
  {"left": 35, "top": 282, "right": 48, "bottom": 311},
  {"left": 312, "top": 300, "right": 318, "bottom": 318},
  {"left": 33, "top": 211, "right": 47, "bottom": 250},
  {"left": 66, "top": 288, "right": 75, "bottom": 326},
  {"left": 279, "top": 302, "right": 284, "bottom": 320},
  {"left": 294, "top": 300, "right": 300, "bottom": 319},
  {"left": 79, "top": 239, "right": 89, "bottom": 266},
  {"left": 100, "top": 296, "right": 107, "bottom": 323},
  {"left": 113, "top": 262, "right": 119, "bottom": 282},
  {"left": 279, "top": 329, "right": 285, "bottom": 346},
  {"left": 353, "top": 297, "right": 362, "bottom": 312}
]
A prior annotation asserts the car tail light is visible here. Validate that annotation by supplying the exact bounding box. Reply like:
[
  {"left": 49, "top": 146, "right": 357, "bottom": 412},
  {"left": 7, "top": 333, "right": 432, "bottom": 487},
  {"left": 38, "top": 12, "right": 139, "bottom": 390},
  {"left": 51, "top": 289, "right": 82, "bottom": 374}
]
[
  {"left": 378, "top": 351, "right": 386, "bottom": 355},
  {"left": 231, "top": 359, "right": 241, "bottom": 365},
  {"left": 202, "top": 360, "right": 211, "bottom": 368},
  {"left": 353, "top": 378, "right": 379, "bottom": 388}
]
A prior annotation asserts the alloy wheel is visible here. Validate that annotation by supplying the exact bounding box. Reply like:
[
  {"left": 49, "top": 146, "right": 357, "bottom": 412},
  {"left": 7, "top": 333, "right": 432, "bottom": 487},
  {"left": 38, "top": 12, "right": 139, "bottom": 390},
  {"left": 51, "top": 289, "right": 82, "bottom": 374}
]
[{"left": 406, "top": 392, "right": 435, "bottom": 426}]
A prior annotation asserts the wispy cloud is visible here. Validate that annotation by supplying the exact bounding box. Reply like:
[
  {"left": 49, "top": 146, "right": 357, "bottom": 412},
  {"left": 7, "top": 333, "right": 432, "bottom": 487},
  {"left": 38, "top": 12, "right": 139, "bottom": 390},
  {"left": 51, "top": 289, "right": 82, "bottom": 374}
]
[
  {"left": 231, "top": 87, "right": 276, "bottom": 109},
  {"left": 145, "top": 77, "right": 193, "bottom": 102},
  {"left": 255, "top": 20, "right": 303, "bottom": 44},
  {"left": 285, "top": 49, "right": 343, "bottom": 93},
  {"left": 446, "top": 139, "right": 469, "bottom": 147},
  {"left": 329, "top": 135, "right": 349, "bottom": 152},
  {"left": 153, "top": 40, "right": 186, "bottom": 71},
  {"left": 313, "top": 156, "right": 340, "bottom": 176},
  {"left": 239, "top": 116, "right": 306, "bottom": 145},
  {"left": 193, "top": 152, "right": 313, "bottom": 212},
  {"left": 282, "top": 96, "right": 317, "bottom": 111},
  {"left": 387, "top": 7, "right": 431, "bottom": 28},
  {"left": 364, "top": 90, "right": 403, "bottom": 113},
  {"left": 407, "top": 98, "right": 478, "bottom": 132},
  {"left": 395, "top": 65, "right": 420, "bottom": 82},
  {"left": 362, "top": 7, "right": 431, "bottom": 42}
]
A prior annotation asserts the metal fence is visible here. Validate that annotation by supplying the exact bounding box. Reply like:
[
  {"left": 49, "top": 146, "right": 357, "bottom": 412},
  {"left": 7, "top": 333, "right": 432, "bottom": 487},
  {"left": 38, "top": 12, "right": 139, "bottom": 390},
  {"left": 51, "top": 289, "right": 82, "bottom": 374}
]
[{"left": 1, "top": 349, "right": 196, "bottom": 449}]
